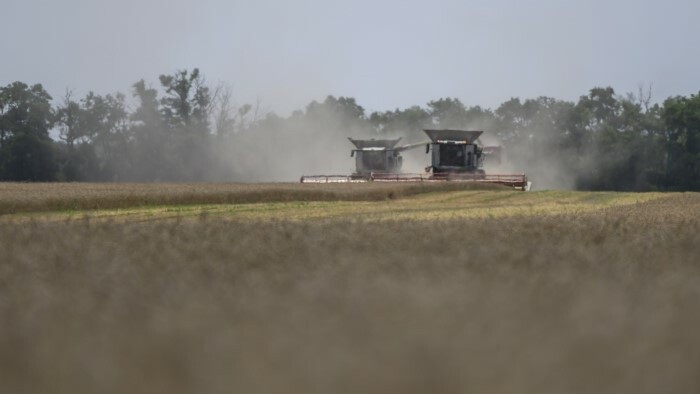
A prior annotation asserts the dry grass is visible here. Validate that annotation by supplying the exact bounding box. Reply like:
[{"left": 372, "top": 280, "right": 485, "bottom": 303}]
[
  {"left": 1, "top": 187, "right": 669, "bottom": 222},
  {"left": 1, "top": 190, "right": 699, "bottom": 394},
  {"left": 0, "top": 181, "right": 504, "bottom": 215}
]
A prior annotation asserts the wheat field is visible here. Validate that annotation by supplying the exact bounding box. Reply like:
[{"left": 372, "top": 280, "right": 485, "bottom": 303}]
[
  {"left": 1, "top": 183, "right": 699, "bottom": 394},
  {"left": 0, "top": 181, "right": 503, "bottom": 215}
]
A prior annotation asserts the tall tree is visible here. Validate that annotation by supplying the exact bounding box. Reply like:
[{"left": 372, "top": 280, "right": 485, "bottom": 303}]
[
  {"left": 370, "top": 105, "right": 431, "bottom": 140},
  {"left": 55, "top": 90, "right": 83, "bottom": 147},
  {"left": 0, "top": 82, "right": 56, "bottom": 181},
  {"left": 129, "top": 79, "right": 170, "bottom": 181},
  {"left": 663, "top": 92, "right": 700, "bottom": 190},
  {"left": 427, "top": 97, "right": 468, "bottom": 128},
  {"left": 157, "top": 69, "right": 214, "bottom": 180},
  {"left": 159, "top": 68, "right": 211, "bottom": 132}
]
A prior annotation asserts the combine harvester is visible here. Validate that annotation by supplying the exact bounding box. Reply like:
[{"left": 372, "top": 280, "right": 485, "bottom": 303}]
[
  {"left": 301, "top": 129, "right": 530, "bottom": 190},
  {"left": 299, "top": 137, "right": 425, "bottom": 183}
]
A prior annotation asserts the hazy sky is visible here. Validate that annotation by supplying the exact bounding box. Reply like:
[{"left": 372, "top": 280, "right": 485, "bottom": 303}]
[{"left": 3, "top": 0, "right": 699, "bottom": 114}]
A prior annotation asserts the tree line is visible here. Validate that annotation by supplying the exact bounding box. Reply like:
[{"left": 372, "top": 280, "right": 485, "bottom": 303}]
[{"left": 1, "top": 68, "right": 698, "bottom": 190}]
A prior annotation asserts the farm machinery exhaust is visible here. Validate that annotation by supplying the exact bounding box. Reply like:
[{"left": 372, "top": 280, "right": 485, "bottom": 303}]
[{"left": 300, "top": 129, "right": 530, "bottom": 190}]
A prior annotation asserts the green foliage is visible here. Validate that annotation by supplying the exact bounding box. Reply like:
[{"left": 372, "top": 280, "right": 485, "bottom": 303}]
[
  {"left": 369, "top": 105, "right": 430, "bottom": 141},
  {"left": 0, "top": 132, "right": 56, "bottom": 181},
  {"left": 304, "top": 95, "right": 370, "bottom": 134},
  {"left": 159, "top": 68, "right": 211, "bottom": 130},
  {"left": 1, "top": 72, "right": 699, "bottom": 190},
  {"left": 54, "top": 90, "right": 129, "bottom": 181},
  {"left": 0, "top": 82, "right": 56, "bottom": 181},
  {"left": 662, "top": 92, "right": 700, "bottom": 190}
]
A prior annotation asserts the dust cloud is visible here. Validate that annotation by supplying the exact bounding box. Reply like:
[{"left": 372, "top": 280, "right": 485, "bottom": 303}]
[
  {"left": 177, "top": 89, "right": 580, "bottom": 189},
  {"left": 212, "top": 110, "right": 574, "bottom": 189},
  {"left": 213, "top": 111, "right": 369, "bottom": 182}
]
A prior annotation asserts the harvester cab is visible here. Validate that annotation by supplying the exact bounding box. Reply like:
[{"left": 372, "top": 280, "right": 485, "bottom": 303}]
[{"left": 423, "top": 129, "right": 485, "bottom": 174}]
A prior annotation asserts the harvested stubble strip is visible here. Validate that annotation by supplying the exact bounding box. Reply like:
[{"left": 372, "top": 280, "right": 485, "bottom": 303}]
[{"left": 0, "top": 182, "right": 506, "bottom": 215}]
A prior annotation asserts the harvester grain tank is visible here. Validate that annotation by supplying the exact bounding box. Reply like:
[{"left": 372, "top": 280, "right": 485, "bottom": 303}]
[{"left": 349, "top": 138, "right": 404, "bottom": 176}]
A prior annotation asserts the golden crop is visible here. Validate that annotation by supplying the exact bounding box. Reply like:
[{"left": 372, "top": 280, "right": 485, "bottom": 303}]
[
  {"left": 0, "top": 181, "right": 504, "bottom": 215},
  {"left": 0, "top": 184, "right": 698, "bottom": 394}
]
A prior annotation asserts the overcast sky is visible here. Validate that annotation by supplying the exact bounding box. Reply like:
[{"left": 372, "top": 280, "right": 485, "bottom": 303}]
[{"left": 3, "top": 0, "right": 699, "bottom": 114}]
